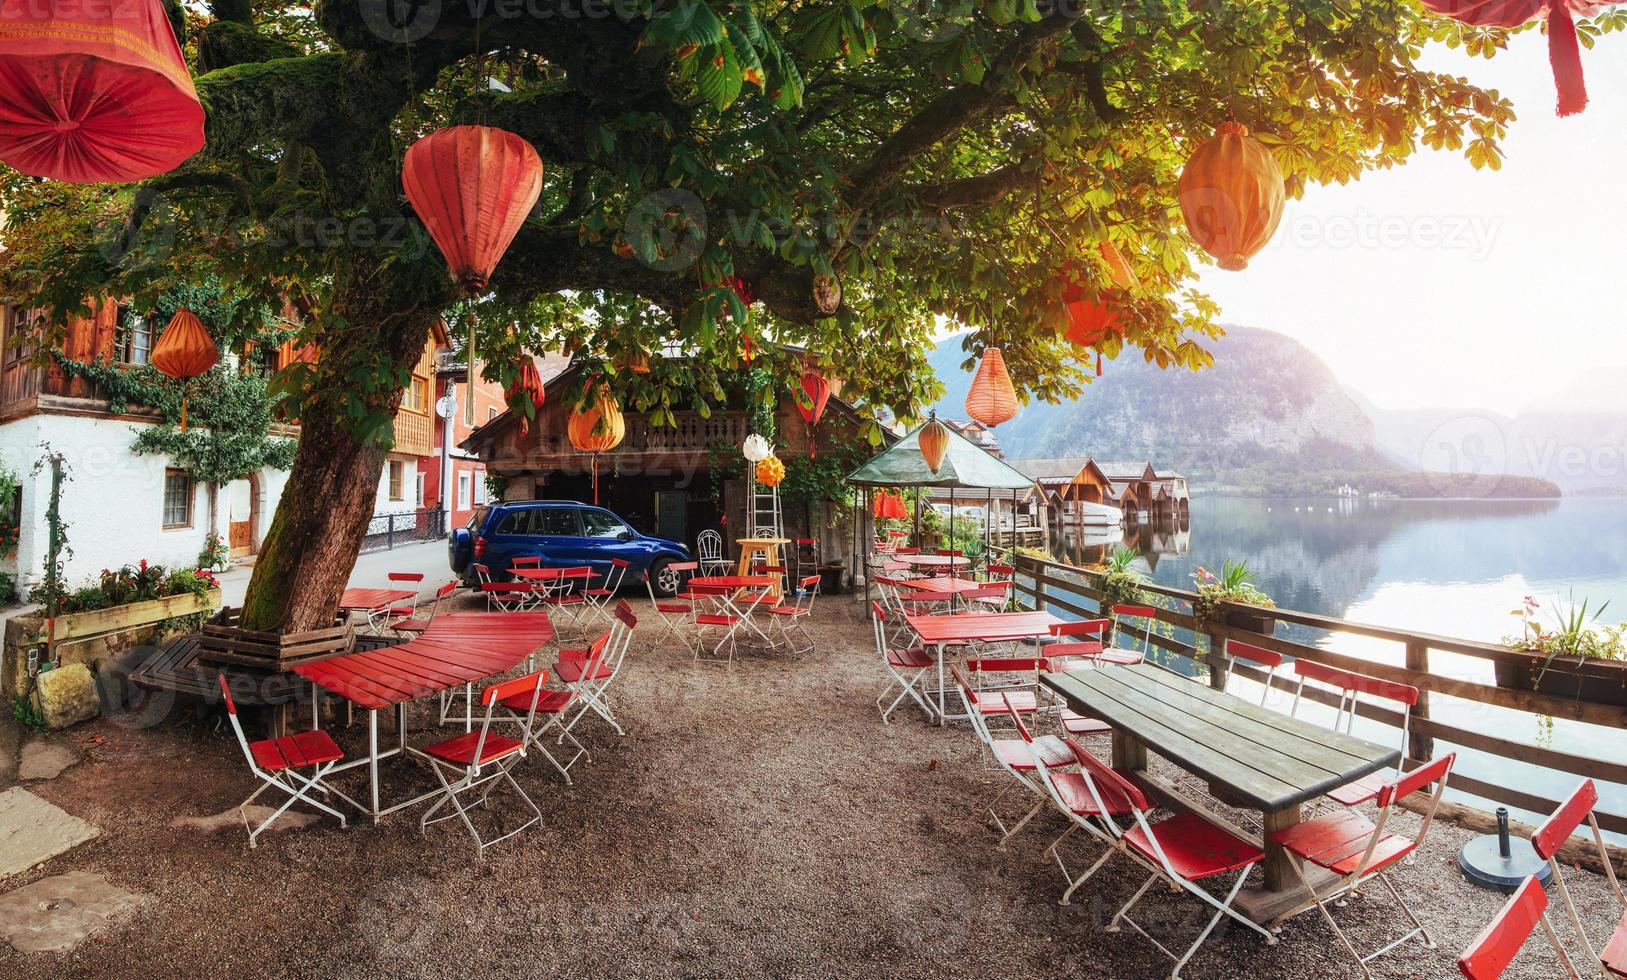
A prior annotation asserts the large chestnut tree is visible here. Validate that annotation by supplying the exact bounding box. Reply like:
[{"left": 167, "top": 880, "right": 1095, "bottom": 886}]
[{"left": 4, "top": 0, "right": 1594, "bottom": 630}]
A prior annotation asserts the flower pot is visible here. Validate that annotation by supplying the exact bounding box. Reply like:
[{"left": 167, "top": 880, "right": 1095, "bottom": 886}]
[
  {"left": 1525, "top": 655, "right": 1627, "bottom": 708},
  {"left": 1223, "top": 608, "right": 1275, "bottom": 637}
]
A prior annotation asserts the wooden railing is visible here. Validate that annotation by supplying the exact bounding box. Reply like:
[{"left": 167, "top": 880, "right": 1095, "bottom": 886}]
[
  {"left": 1008, "top": 552, "right": 1627, "bottom": 837},
  {"left": 534, "top": 411, "right": 748, "bottom": 457}
]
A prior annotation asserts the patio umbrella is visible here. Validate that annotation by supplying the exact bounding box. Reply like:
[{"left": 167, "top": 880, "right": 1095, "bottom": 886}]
[{"left": 0, "top": 0, "right": 204, "bottom": 182}]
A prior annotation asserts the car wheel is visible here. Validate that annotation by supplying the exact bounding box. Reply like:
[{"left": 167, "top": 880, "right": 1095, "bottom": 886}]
[{"left": 650, "top": 558, "right": 680, "bottom": 597}]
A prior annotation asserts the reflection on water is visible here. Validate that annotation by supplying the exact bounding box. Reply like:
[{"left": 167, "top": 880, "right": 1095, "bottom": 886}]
[{"left": 1042, "top": 496, "right": 1627, "bottom": 840}]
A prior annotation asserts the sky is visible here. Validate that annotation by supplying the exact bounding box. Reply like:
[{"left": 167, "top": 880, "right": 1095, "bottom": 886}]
[{"left": 1193, "top": 31, "right": 1627, "bottom": 416}]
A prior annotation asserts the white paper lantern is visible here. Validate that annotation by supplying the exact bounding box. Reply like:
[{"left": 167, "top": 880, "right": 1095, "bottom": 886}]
[{"left": 742, "top": 433, "right": 772, "bottom": 462}]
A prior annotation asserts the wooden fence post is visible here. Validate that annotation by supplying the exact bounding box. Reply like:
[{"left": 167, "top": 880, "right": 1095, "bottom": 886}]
[
  {"left": 1206, "top": 631, "right": 1228, "bottom": 692},
  {"left": 1405, "top": 640, "right": 1435, "bottom": 762}
]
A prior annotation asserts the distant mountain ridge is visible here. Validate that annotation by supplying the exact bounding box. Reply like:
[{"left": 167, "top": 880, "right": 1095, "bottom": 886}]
[{"left": 927, "top": 326, "right": 1563, "bottom": 497}]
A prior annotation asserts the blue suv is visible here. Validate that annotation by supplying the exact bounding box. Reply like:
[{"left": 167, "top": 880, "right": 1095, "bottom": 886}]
[{"left": 450, "top": 500, "right": 692, "bottom": 595}]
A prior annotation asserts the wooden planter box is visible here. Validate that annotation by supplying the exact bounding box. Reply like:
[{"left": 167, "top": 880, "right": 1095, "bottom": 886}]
[
  {"left": 1222, "top": 607, "right": 1276, "bottom": 638},
  {"left": 197, "top": 606, "right": 353, "bottom": 671},
  {"left": 1500, "top": 651, "right": 1627, "bottom": 708},
  {"left": 40, "top": 589, "right": 221, "bottom": 646}
]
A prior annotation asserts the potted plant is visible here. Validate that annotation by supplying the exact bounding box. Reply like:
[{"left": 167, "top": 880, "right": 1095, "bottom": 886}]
[
  {"left": 1505, "top": 593, "right": 1627, "bottom": 707},
  {"left": 197, "top": 531, "right": 229, "bottom": 574},
  {"left": 1192, "top": 559, "right": 1275, "bottom": 636},
  {"left": 1096, "top": 547, "right": 1150, "bottom": 613}
]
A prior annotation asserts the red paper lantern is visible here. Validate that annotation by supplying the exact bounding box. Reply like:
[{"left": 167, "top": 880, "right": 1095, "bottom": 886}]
[
  {"left": 965, "top": 347, "right": 1019, "bottom": 428},
  {"left": 402, "top": 126, "right": 544, "bottom": 294},
  {"left": 151, "top": 309, "right": 218, "bottom": 430},
  {"left": 504, "top": 360, "right": 545, "bottom": 436},
  {"left": 872, "top": 491, "right": 908, "bottom": 520},
  {"left": 796, "top": 369, "right": 831, "bottom": 457},
  {"left": 0, "top": 0, "right": 205, "bottom": 183},
  {"left": 1177, "top": 121, "right": 1284, "bottom": 271},
  {"left": 1419, "top": 0, "right": 1605, "bottom": 116},
  {"left": 1056, "top": 268, "right": 1125, "bottom": 377}
]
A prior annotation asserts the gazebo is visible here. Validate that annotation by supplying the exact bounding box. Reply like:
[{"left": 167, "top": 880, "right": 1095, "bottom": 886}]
[{"left": 845, "top": 420, "right": 1042, "bottom": 585}]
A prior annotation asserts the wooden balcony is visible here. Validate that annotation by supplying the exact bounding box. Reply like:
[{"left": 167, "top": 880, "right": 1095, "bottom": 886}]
[
  {"left": 526, "top": 410, "right": 748, "bottom": 464},
  {"left": 391, "top": 408, "right": 434, "bottom": 457}
]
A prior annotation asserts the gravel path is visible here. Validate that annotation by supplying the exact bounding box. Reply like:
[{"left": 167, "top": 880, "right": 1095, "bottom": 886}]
[{"left": 3, "top": 596, "right": 1620, "bottom": 979}]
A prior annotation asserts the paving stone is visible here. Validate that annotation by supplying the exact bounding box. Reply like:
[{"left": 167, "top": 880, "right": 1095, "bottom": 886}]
[
  {"left": 0, "top": 871, "right": 148, "bottom": 953},
  {"left": 0, "top": 788, "right": 99, "bottom": 879},
  {"left": 17, "top": 738, "right": 78, "bottom": 781},
  {"left": 170, "top": 805, "right": 321, "bottom": 836}
]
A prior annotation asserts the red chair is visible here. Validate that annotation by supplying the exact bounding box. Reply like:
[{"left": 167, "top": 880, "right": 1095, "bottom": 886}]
[
  {"left": 1530, "top": 778, "right": 1627, "bottom": 977},
  {"left": 690, "top": 581, "right": 745, "bottom": 666},
  {"left": 419, "top": 671, "right": 547, "bottom": 856},
  {"left": 218, "top": 676, "right": 351, "bottom": 847},
  {"left": 367, "top": 570, "right": 424, "bottom": 631},
  {"left": 500, "top": 638, "right": 607, "bottom": 784},
  {"left": 765, "top": 574, "right": 821, "bottom": 654},
  {"left": 951, "top": 675, "right": 1072, "bottom": 848},
  {"left": 557, "top": 600, "right": 637, "bottom": 737},
  {"left": 644, "top": 562, "right": 698, "bottom": 651},
  {"left": 964, "top": 581, "right": 1014, "bottom": 612},
  {"left": 582, "top": 558, "right": 631, "bottom": 623},
  {"left": 871, "top": 600, "right": 935, "bottom": 723},
  {"left": 1269, "top": 753, "right": 1457, "bottom": 975},
  {"left": 960, "top": 655, "right": 1049, "bottom": 714},
  {"left": 1289, "top": 659, "right": 1421, "bottom": 807},
  {"left": 1223, "top": 639, "right": 1284, "bottom": 707},
  {"left": 1458, "top": 876, "right": 1579, "bottom": 979},
  {"left": 1031, "top": 734, "right": 1142, "bottom": 905},
  {"left": 1072, "top": 743, "right": 1277, "bottom": 974},
  {"left": 392, "top": 579, "right": 456, "bottom": 635}
]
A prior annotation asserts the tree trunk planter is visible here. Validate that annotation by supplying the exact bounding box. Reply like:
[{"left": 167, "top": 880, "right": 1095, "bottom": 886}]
[
  {"left": 1501, "top": 652, "right": 1627, "bottom": 708},
  {"left": 197, "top": 606, "right": 353, "bottom": 670}
]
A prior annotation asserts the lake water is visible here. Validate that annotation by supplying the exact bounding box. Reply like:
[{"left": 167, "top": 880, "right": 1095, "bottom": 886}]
[{"left": 1044, "top": 496, "right": 1627, "bottom": 838}]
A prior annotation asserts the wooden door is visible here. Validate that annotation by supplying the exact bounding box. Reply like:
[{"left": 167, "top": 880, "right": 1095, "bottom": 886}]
[{"left": 227, "top": 479, "right": 255, "bottom": 557}]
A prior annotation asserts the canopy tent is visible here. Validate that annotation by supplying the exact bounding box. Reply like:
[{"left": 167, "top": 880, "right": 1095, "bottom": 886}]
[{"left": 846, "top": 420, "right": 1036, "bottom": 490}]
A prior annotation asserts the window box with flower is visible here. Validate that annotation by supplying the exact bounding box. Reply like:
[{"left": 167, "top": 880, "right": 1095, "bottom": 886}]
[
  {"left": 1191, "top": 559, "right": 1276, "bottom": 637},
  {"left": 1501, "top": 592, "right": 1627, "bottom": 707}
]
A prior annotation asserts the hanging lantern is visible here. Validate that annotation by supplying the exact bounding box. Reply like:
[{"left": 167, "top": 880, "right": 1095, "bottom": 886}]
[
  {"left": 567, "top": 387, "right": 625, "bottom": 504},
  {"left": 1176, "top": 121, "right": 1284, "bottom": 272},
  {"left": 872, "top": 491, "right": 909, "bottom": 520},
  {"left": 151, "top": 309, "right": 219, "bottom": 431},
  {"left": 1057, "top": 269, "right": 1125, "bottom": 377},
  {"left": 1420, "top": 0, "right": 1605, "bottom": 116},
  {"left": 614, "top": 350, "right": 651, "bottom": 374},
  {"left": 918, "top": 415, "right": 950, "bottom": 475},
  {"left": 965, "top": 347, "right": 1019, "bottom": 428},
  {"left": 504, "top": 359, "right": 545, "bottom": 436},
  {"left": 1099, "top": 241, "right": 1141, "bottom": 291},
  {"left": 0, "top": 0, "right": 204, "bottom": 182},
  {"left": 755, "top": 454, "right": 785, "bottom": 487},
  {"left": 796, "top": 369, "right": 831, "bottom": 458},
  {"left": 402, "top": 125, "right": 544, "bottom": 424},
  {"left": 742, "top": 433, "right": 773, "bottom": 463}
]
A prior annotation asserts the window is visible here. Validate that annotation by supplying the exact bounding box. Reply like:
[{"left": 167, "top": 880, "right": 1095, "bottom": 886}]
[
  {"left": 494, "top": 509, "right": 532, "bottom": 535},
  {"left": 457, "top": 473, "right": 471, "bottom": 510},
  {"left": 533, "top": 508, "right": 581, "bottom": 537},
  {"left": 404, "top": 376, "right": 427, "bottom": 412},
  {"left": 162, "top": 470, "right": 192, "bottom": 527},
  {"left": 474, "top": 471, "right": 488, "bottom": 505},
  {"left": 116, "top": 306, "right": 154, "bottom": 366},
  {"left": 4, "top": 307, "right": 34, "bottom": 366},
  {"left": 387, "top": 460, "right": 404, "bottom": 501},
  {"left": 581, "top": 509, "right": 630, "bottom": 539},
  {"left": 415, "top": 472, "right": 425, "bottom": 507},
  {"left": 488, "top": 407, "right": 499, "bottom": 422}
]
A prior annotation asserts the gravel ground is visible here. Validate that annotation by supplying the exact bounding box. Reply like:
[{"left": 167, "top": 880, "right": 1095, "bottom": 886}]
[{"left": 3, "top": 596, "right": 1621, "bottom": 979}]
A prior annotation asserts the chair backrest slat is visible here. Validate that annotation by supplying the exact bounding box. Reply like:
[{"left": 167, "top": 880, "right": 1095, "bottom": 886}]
[
  {"left": 1379, "top": 752, "right": 1455, "bottom": 808},
  {"left": 1457, "top": 876, "right": 1572, "bottom": 980},
  {"left": 1534, "top": 778, "right": 1598, "bottom": 861},
  {"left": 1063, "top": 738, "right": 1152, "bottom": 813},
  {"left": 614, "top": 598, "right": 638, "bottom": 629},
  {"left": 1225, "top": 639, "right": 1283, "bottom": 668},
  {"left": 483, "top": 670, "right": 548, "bottom": 706},
  {"left": 1051, "top": 618, "right": 1109, "bottom": 638}
]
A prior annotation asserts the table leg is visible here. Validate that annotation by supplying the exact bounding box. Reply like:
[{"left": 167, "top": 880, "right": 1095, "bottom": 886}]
[
  {"left": 936, "top": 642, "right": 947, "bottom": 725},
  {"left": 1261, "top": 804, "right": 1302, "bottom": 893},
  {"left": 368, "top": 709, "right": 380, "bottom": 825},
  {"left": 397, "top": 703, "right": 407, "bottom": 753},
  {"left": 1109, "top": 728, "right": 1149, "bottom": 773}
]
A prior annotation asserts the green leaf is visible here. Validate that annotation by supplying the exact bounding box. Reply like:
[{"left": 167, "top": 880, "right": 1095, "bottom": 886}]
[
  {"left": 694, "top": 40, "right": 745, "bottom": 110},
  {"left": 644, "top": 0, "right": 727, "bottom": 52}
]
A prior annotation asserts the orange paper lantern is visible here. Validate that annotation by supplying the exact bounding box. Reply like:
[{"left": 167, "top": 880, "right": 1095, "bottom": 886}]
[
  {"left": 151, "top": 309, "right": 218, "bottom": 430},
  {"left": 1056, "top": 268, "right": 1125, "bottom": 377},
  {"left": 965, "top": 347, "right": 1018, "bottom": 428},
  {"left": 504, "top": 360, "right": 545, "bottom": 435},
  {"left": 918, "top": 415, "right": 950, "bottom": 475},
  {"left": 796, "top": 369, "right": 831, "bottom": 457},
  {"left": 1177, "top": 121, "right": 1284, "bottom": 272},
  {"left": 614, "top": 350, "right": 651, "bottom": 374},
  {"left": 402, "top": 126, "right": 544, "bottom": 294},
  {"left": 567, "top": 387, "right": 626, "bottom": 503},
  {"left": 755, "top": 455, "right": 785, "bottom": 487}
]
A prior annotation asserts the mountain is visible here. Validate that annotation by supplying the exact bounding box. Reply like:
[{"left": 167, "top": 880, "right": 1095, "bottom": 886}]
[{"left": 927, "top": 326, "right": 1561, "bottom": 497}]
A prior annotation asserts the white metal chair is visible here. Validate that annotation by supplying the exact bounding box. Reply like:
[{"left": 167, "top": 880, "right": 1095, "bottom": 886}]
[
  {"left": 1288, "top": 659, "right": 1421, "bottom": 807},
  {"left": 1269, "top": 752, "right": 1457, "bottom": 977},
  {"left": 218, "top": 676, "right": 352, "bottom": 847},
  {"left": 697, "top": 528, "right": 730, "bottom": 577},
  {"left": 1529, "top": 778, "right": 1627, "bottom": 978},
  {"left": 952, "top": 674, "right": 1072, "bottom": 848},
  {"left": 1222, "top": 638, "right": 1285, "bottom": 707},
  {"left": 419, "top": 671, "right": 547, "bottom": 857},
  {"left": 557, "top": 599, "right": 637, "bottom": 738},
  {"left": 872, "top": 599, "right": 935, "bottom": 723}
]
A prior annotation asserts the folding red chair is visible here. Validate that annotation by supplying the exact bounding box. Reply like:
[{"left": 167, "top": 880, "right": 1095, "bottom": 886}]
[
  {"left": 474, "top": 563, "right": 530, "bottom": 612},
  {"left": 500, "top": 638, "right": 608, "bottom": 784},
  {"left": 582, "top": 558, "right": 631, "bottom": 624},
  {"left": 1530, "top": 778, "right": 1627, "bottom": 978},
  {"left": 644, "top": 562, "right": 698, "bottom": 651},
  {"left": 871, "top": 600, "right": 935, "bottom": 723},
  {"left": 964, "top": 581, "right": 1015, "bottom": 612},
  {"left": 764, "top": 574, "right": 820, "bottom": 654},
  {"left": 690, "top": 581, "right": 744, "bottom": 666},
  {"left": 1079, "top": 749, "right": 1277, "bottom": 975},
  {"left": 1458, "top": 876, "right": 1580, "bottom": 979},
  {"left": 392, "top": 580, "right": 456, "bottom": 635},
  {"left": 218, "top": 676, "right": 351, "bottom": 847},
  {"left": 959, "top": 655, "right": 1049, "bottom": 714},
  {"left": 1223, "top": 638, "right": 1285, "bottom": 707},
  {"left": 1030, "top": 736, "right": 1145, "bottom": 906},
  {"left": 557, "top": 599, "right": 637, "bottom": 737},
  {"left": 419, "top": 671, "right": 546, "bottom": 857},
  {"left": 951, "top": 673, "right": 1072, "bottom": 848},
  {"left": 365, "top": 571, "right": 424, "bottom": 632},
  {"left": 1289, "top": 659, "right": 1421, "bottom": 808},
  {"left": 540, "top": 565, "right": 592, "bottom": 624},
  {"left": 1270, "top": 753, "right": 1457, "bottom": 976}
]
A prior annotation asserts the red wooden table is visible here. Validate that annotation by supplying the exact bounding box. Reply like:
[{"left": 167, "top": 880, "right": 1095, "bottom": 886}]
[
  {"left": 294, "top": 611, "right": 555, "bottom": 821},
  {"left": 898, "top": 554, "right": 971, "bottom": 573},
  {"left": 905, "top": 610, "right": 1062, "bottom": 723},
  {"left": 338, "top": 587, "right": 416, "bottom": 612},
  {"left": 688, "top": 576, "right": 778, "bottom": 648}
]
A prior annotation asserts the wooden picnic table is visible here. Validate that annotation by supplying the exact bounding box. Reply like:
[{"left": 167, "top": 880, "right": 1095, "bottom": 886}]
[
  {"left": 293, "top": 611, "right": 555, "bottom": 822},
  {"left": 906, "top": 610, "right": 1062, "bottom": 724},
  {"left": 1040, "top": 662, "right": 1399, "bottom": 923}
]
